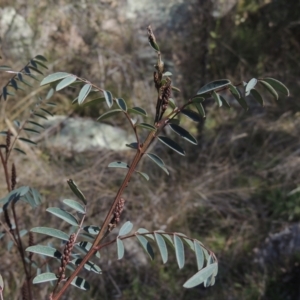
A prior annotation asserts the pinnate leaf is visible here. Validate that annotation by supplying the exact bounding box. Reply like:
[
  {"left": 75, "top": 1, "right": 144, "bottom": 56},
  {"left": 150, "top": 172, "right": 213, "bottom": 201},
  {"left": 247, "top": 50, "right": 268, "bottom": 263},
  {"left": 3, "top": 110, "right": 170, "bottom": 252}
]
[
  {"left": 56, "top": 75, "right": 77, "bottom": 91},
  {"left": 128, "top": 107, "right": 147, "bottom": 117},
  {"left": 194, "top": 241, "right": 204, "bottom": 270},
  {"left": 174, "top": 235, "right": 185, "bottom": 269},
  {"left": 250, "top": 89, "right": 264, "bottom": 106},
  {"left": 78, "top": 84, "right": 92, "bottom": 104},
  {"left": 259, "top": 80, "right": 279, "bottom": 100},
  {"left": 183, "top": 263, "right": 217, "bottom": 288},
  {"left": 63, "top": 199, "right": 85, "bottom": 214},
  {"left": 146, "top": 153, "right": 169, "bottom": 175},
  {"left": 169, "top": 124, "right": 197, "bottom": 145},
  {"left": 117, "top": 238, "right": 125, "bottom": 259},
  {"left": 263, "top": 78, "right": 289, "bottom": 96},
  {"left": 245, "top": 78, "right": 258, "bottom": 96},
  {"left": 46, "top": 207, "right": 78, "bottom": 226},
  {"left": 67, "top": 179, "right": 87, "bottom": 205},
  {"left": 136, "top": 235, "right": 154, "bottom": 260},
  {"left": 108, "top": 161, "right": 129, "bottom": 169},
  {"left": 116, "top": 98, "right": 127, "bottom": 111},
  {"left": 212, "top": 91, "right": 222, "bottom": 107},
  {"left": 136, "top": 123, "right": 156, "bottom": 131},
  {"left": 40, "top": 72, "right": 70, "bottom": 86},
  {"left": 71, "top": 277, "right": 90, "bottom": 290},
  {"left": 30, "top": 227, "right": 69, "bottom": 241},
  {"left": 155, "top": 232, "right": 168, "bottom": 264},
  {"left": 157, "top": 136, "right": 185, "bottom": 156},
  {"left": 197, "top": 79, "right": 230, "bottom": 96},
  {"left": 181, "top": 109, "right": 202, "bottom": 122},
  {"left": 97, "top": 109, "right": 122, "bottom": 121},
  {"left": 103, "top": 90, "right": 113, "bottom": 108},
  {"left": 118, "top": 221, "right": 133, "bottom": 236},
  {"left": 33, "top": 273, "right": 57, "bottom": 284},
  {"left": 26, "top": 245, "right": 62, "bottom": 259}
]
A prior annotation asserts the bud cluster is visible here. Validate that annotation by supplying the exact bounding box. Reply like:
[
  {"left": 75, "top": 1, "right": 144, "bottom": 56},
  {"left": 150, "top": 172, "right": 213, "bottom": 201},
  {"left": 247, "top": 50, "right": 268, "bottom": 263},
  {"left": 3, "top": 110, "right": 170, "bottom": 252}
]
[
  {"left": 5, "top": 130, "right": 11, "bottom": 155},
  {"left": 21, "top": 281, "right": 29, "bottom": 300},
  {"left": 11, "top": 163, "right": 16, "bottom": 190},
  {"left": 58, "top": 233, "right": 75, "bottom": 282},
  {"left": 158, "top": 78, "right": 171, "bottom": 120},
  {"left": 109, "top": 197, "right": 125, "bottom": 231}
]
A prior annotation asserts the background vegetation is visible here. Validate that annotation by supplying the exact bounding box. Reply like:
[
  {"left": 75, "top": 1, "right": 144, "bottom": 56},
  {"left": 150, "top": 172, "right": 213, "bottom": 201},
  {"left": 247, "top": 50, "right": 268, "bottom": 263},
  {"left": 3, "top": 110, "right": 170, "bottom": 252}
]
[{"left": 1, "top": 0, "right": 300, "bottom": 299}]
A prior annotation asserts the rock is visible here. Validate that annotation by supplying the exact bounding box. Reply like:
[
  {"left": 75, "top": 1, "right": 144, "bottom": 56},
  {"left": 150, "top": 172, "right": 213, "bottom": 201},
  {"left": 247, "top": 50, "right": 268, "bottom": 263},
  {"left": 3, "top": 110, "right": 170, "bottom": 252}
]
[
  {"left": 39, "top": 116, "right": 135, "bottom": 152},
  {"left": 254, "top": 224, "right": 300, "bottom": 267},
  {"left": 0, "top": 7, "right": 34, "bottom": 58}
]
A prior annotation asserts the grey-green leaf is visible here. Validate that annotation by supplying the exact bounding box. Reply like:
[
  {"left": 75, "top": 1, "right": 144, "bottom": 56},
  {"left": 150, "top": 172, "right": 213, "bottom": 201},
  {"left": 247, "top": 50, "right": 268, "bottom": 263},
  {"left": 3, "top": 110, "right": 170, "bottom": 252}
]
[
  {"left": 194, "top": 241, "right": 204, "bottom": 270},
  {"left": 71, "top": 277, "right": 90, "bottom": 290},
  {"left": 192, "top": 96, "right": 205, "bottom": 103},
  {"left": 183, "top": 263, "right": 217, "bottom": 288},
  {"left": 229, "top": 84, "right": 240, "bottom": 99},
  {"left": 34, "top": 55, "right": 47, "bottom": 62},
  {"left": 28, "top": 121, "right": 44, "bottom": 129},
  {"left": 78, "top": 84, "right": 92, "bottom": 104},
  {"left": 263, "top": 78, "right": 289, "bottom": 96},
  {"left": 116, "top": 98, "right": 127, "bottom": 111},
  {"left": 168, "top": 98, "right": 176, "bottom": 109},
  {"left": 33, "top": 272, "right": 58, "bottom": 284},
  {"left": 108, "top": 161, "right": 129, "bottom": 169},
  {"left": 76, "top": 241, "right": 100, "bottom": 258},
  {"left": 63, "top": 199, "right": 85, "bottom": 214},
  {"left": 2, "top": 87, "right": 8, "bottom": 100},
  {"left": 23, "top": 128, "right": 40, "bottom": 134},
  {"left": 197, "top": 79, "right": 230, "bottom": 96},
  {"left": 103, "top": 90, "right": 113, "bottom": 108},
  {"left": 119, "top": 221, "right": 133, "bottom": 236},
  {"left": 71, "top": 258, "right": 102, "bottom": 274},
  {"left": 34, "top": 113, "right": 47, "bottom": 120},
  {"left": 26, "top": 245, "right": 62, "bottom": 259},
  {"left": 250, "top": 89, "right": 264, "bottom": 106},
  {"left": 13, "top": 148, "right": 26, "bottom": 155},
  {"left": 136, "top": 171, "right": 149, "bottom": 181},
  {"left": 97, "top": 109, "right": 122, "bottom": 121},
  {"left": 40, "top": 72, "right": 70, "bottom": 86},
  {"left": 56, "top": 75, "right": 77, "bottom": 91},
  {"left": 232, "top": 88, "right": 248, "bottom": 110},
  {"left": 125, "top": 142, "right": 138, "bottom": 149},
  {"left": 146, "top": 153, "right": 169, "bottom": 175},
  {"left": 169, "top": 124, "right": 197, "bottom": 145},
  {"left": 136, "top": 123, "right": 156, "bottom": 131},
  {"left": 212, "top": 91, "right": 222, "bottom": 107},
  {"left": 67, "top": 179, "right": 87, "bottom": 205},
  {"left": 193, "top": 102, "right": 206, "bottom": 118},
  {"left": 46, "top": 207, "right": 78, "bottom": 226},
  {"left": 83, "top": 225, "right": 100, "bottom": 235},
  {"left": 136, "top": 235, "right": 154, "bottom": 260},
  {"left": 18, "top": 137, "right": 37, "bottom": 145},
  {"left": 155, "top": 232, "right": 168, "bottom": 264},
  {"left": 259, "top": 80, "right": 279, "bottom": 100},
  {"left": 245, "top": 78, "right": 258, "bottom": 96},
  {"left": 137, "top": 228, "right": 154, "bottom": 240},
  {"left": 220, "top": 95, "right": 230, "bottom": 108},
  {"left": 30, "top": 227, "right": 69, "bottom": 241},
  {"left": 174, "top": 235, "right": 185, "bottom": 269},
  {"left": 181, "top": 109, "right": 202, "bottom": 122},
  {"left": 117, "top": 238, "right": 125, "bottom": 259},
  {"left": 157, "top": 136, "right": 185, "bottom": 156},
  {"left": 0, "top": 65, "right": 11, "bottom": 70},
  {"left": 128, "top": 107, "right": 147, "bottom": 117}
]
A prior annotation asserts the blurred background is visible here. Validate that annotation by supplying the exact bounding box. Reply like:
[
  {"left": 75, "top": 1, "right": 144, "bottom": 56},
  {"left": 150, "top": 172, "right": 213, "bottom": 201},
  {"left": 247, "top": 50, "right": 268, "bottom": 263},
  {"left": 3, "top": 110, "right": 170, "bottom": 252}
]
[{"left": 1, "top": 0, "right": 300, "bottom": 299}]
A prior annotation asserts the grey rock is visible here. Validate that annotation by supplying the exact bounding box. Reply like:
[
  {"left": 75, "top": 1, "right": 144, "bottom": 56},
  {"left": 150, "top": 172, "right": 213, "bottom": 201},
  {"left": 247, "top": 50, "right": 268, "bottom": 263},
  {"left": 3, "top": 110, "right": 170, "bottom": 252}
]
[{"left": 39, "top": 116, "right": 135, "bottom": 152}]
